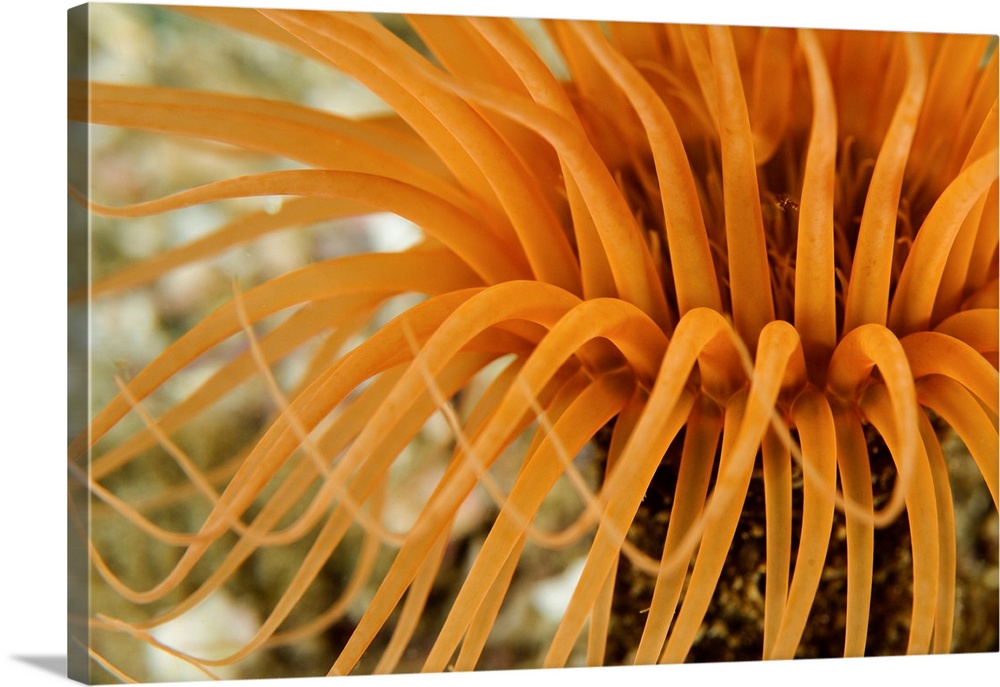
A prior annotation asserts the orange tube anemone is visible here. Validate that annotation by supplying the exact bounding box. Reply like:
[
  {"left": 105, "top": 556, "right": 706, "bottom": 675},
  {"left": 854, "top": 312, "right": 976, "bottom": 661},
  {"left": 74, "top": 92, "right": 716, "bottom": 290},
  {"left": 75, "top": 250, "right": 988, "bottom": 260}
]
[{"left": 68, "top": 5, "right": 998, "bottom": 681}]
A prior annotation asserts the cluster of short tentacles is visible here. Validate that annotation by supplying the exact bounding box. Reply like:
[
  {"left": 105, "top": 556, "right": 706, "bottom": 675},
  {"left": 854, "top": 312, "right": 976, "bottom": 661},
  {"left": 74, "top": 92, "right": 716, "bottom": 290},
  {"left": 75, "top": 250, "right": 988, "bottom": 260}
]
[{"left": 70, "top": 8, "right": 998, "bottom": 679}]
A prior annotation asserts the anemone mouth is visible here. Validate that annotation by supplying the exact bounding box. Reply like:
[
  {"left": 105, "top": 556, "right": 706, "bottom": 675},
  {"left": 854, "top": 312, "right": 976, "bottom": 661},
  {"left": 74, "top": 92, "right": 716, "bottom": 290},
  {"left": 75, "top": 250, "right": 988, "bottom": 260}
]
[
  {"left": 579, "top": 112, "right": 929, "bottom": 356},
  {"left": 69, "top": 6, "right": 998, "bottom": 681}
]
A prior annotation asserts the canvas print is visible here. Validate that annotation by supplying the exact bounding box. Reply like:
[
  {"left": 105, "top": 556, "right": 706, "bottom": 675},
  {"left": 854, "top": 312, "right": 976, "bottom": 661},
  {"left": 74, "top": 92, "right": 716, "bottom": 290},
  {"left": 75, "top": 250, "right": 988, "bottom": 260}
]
[{"left": 67, "top": 2, "right": 999, "bottom": 683}]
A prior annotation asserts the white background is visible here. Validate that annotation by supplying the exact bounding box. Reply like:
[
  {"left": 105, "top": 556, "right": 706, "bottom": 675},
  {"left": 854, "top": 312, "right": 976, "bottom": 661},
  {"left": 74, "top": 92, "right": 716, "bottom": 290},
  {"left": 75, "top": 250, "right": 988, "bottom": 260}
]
[{"left": 2, "top": 1, "right": 998, "bottom": 685}]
